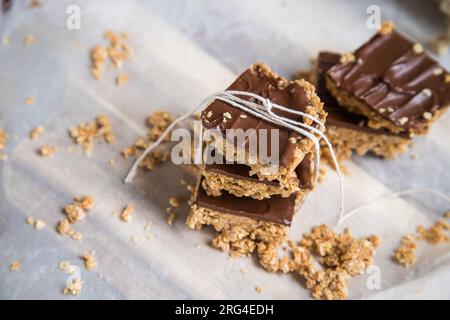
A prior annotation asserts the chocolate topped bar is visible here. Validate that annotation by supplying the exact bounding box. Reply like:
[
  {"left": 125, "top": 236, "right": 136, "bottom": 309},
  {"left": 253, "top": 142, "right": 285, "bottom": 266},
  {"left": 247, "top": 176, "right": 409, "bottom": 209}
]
[
  {"left": 326, "top": 22, "right": 450, "bottom": 135},
  {"left": 202, "top": 63, "right": 326, "bottom": 171},
  {"left": 318, "top": 52, "right": 409, "bottom": 138},
  {"left": 195, "top": 179, "right": 298, "bottom": 226}
]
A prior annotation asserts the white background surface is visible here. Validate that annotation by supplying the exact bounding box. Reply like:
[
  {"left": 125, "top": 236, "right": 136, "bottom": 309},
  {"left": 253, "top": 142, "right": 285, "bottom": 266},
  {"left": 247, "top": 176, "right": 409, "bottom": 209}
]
[{"left": 0, "top": 0, "right": 449, "bottom": 299}]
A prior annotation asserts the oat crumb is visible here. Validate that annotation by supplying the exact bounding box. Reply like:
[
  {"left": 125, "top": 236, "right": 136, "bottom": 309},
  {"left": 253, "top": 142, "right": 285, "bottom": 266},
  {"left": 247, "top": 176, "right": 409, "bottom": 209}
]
[
  {"left": 255, "top": 286, "right": 264, "bottom": 294},
  {"left": 116, "top": 73, "right": 128, "bottom": 86},
  {"left": 29, "top": 126, "right": 44, "bottom": 140},
  {"left": 34, "top": 219, "right": 46, "bottom": 230},
  {"left": 10, "top": 260, "right": 21, "bottom": 271},
  {"left": 82, "top": 253, "right": 96, "bottom": 271},
  {"left": 169, "top": 197, "right": 180, "bottom": 208},
  {"left": 25, "top": 96, "right": 35, "bottom": 105},
  {"left": 64, "top": 279, "right": 83, "bottom": 296},
  {"left": 38, "top": 146, "right": 56, "bottom": 157},
  {"left": 24, "top": 34, "right": 35, "bottom": 45},
  {"left": 340, "top": 52, "right": 355, "bottom": 64},
  {"left": 26, "top": 216, "right": 34, "bottom": 225},
  {"left": 413, "top": 43, "right": 424, "bottom": 54},
  {"left": 167, "top": 212, "right": 177, "bottom": 226},
  {"left": 378, "top": 20, "right": 395, "bottom": 35},
  {"left": 121, "top": 204, "right": 134, "bottom": 222}
]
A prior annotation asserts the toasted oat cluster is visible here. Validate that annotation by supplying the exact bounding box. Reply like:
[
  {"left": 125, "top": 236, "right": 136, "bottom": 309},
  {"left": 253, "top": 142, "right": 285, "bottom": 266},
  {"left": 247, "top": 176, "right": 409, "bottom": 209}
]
[
  {"left": 38, "top": 145, "right": 56, "bottom": 157},
  {"left": 90, "top": 31, "right": 133, "bottom": 84},
  {"left": 69, "top": 115, "right": 115, "bottom": 154},
  {"left": 82, "top": 253, "right": 96, "bottom": 271},
  {"left": 0, "top": 128, "right": 7, "bottom": 150},
  {"left": 122, "top": 111, "right": 173, "bottom": 171},
  {"left": 291, "top": 225, "right": 379, "bottom": 300},
  {"left": 10, "top": 260, "right": 21, "bottom": 271},
  {"left": 394, "top": 213, "right": 450, "bottom": 267},
  {"left": 29, "top": 126, "right": 44, "bottom": 140},
  {"left": 57, "top": 196, "right": 95, "bottom": 241},
  {"left": 64, "top": 279, "right": 83, "bottom": 296}
]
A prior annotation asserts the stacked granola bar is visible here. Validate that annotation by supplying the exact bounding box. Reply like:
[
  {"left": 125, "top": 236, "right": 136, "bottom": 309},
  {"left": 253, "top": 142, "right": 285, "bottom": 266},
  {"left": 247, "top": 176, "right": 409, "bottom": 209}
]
[
  {"left": 312, "top": 22, "right": 450, "bottom": 166},
  {"left": 187, "top": 63, "right": 326, "bottom": 264}
]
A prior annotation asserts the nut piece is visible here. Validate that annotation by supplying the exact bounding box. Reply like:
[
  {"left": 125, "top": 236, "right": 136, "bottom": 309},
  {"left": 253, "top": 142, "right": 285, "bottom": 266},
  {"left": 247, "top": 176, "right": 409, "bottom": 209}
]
[
  {"left": 433, "top": 68, "right": 443, "bottom": 76},
  {"left": 121, "top": 204, "right": 134, "bottom": 222},
  {"left": 422, "top": 88, "right": 432, "bottom": 97},
  {"left": 398, "top": 117, "right": 409, "bottom": 125},
  {"left": 422, "top": 112, "right": 432, "bottom": 120},
  {"left": 34, "top": 219, "right": 46, "bottom": 230},
  {"left": 29, "top": 126, "right": 44, "bottom": 140},
  {"left": 10, "top": 260, "right": 21, "bottom": 271},
  {"left": 340, "top": 52, "right": 355, "bottom": 64},
  {"left": 413, "top": 43, "right": 424, "bottom": 54},
  {"left": 82, "top": 254, "right": 96, "bottom": 271},
  {"left": 38, "top": 146, "right": 56, "bottom": 157},
  {"left": 378, "top": 21, "right": 395, "bottom": 35},
  {"left": 169, "top": 197, "right": 180, "bottom": 208}
]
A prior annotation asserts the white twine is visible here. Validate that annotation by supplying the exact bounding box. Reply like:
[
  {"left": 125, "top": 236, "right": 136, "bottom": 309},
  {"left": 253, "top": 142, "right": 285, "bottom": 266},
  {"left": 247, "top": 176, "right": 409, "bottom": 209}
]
[
  {"left": 123, "top": 90, "right": 345, "bottom": 222},
  {"left": 338, "top": 188, "right": 450, "bottom": 226}
]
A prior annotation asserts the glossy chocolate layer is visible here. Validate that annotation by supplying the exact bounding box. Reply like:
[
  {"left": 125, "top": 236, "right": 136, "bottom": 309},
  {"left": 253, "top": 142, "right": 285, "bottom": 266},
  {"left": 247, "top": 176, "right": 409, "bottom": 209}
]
[
  {"left": 318, "top": 52, "right": 409, "bottom": 138},
  {"left": 202, "top": 64, "right": 316, "bottom": 168},
  {"left": 205, "top": 153, "right": 313, "bottom": 189},
  {"left": 327, "top": 30, "right": 450, "bottom": 133},
  {"left": 195, "top": 180, "right": 297, "bottom": 226}
]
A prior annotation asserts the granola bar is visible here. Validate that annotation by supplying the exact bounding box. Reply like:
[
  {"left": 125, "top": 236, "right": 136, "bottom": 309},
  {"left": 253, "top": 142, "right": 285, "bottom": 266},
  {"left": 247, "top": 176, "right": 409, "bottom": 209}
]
[
  {"left": 202, "top": 63, "right": 326, "bottom": 185},
  {"left": 326, "top": 21, "right": 450, "bottom": 136},
  {"left": 187, "top": 178, "right": 305, "bottom": 259},
  {"left": 315, "top": 52, "right": 412, "bottom": 164}
]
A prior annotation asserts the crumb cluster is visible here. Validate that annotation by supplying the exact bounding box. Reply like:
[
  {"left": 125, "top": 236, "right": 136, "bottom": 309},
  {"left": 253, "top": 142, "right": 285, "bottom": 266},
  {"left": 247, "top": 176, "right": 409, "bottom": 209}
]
[
  {"left": 38, "top": 145, "right": 56, "bottom": 157},
  {"left": 57, "top": 196, "right": 95, "bottom": 241},
  {"left": 10, "top": 260, "right": 21, "bottom": 271},
  {"left": 0, "top": 129, "right": 7, "bottom": 151},
  {"left": 122, "top": 111, "right": 173, "bottom": 171},
  {"left": 82, "top": 253, "right": 96, "bottom": 271},
  {"left": 90, "top": 31, "right": 133, "bottom": 84},
  {"left": 394, "top": 213, "right": 450, "bottom": 267},
  {"left": 29, "top": 126, "right": 44, "bottom": 140},
  {"left": 120, "top": 203, "right": 134, "bottom": 222},
  {"left": 69, "top": 115, "right": 115, "bottom": 154}
]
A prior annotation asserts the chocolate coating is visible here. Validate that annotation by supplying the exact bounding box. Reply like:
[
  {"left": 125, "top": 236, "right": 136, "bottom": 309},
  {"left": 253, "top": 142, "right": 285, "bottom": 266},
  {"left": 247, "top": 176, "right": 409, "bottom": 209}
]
[
  {"left": 202, "top": 64, "right": 316, "bottom": 168},
  {"left": 195, "top": 179, "right": 297, "bottom": 226},
  {"left": 318, "top": 52, "right": 409, "bottom": 138},
  {"left": 327, "top": 30, "right": 450, "bottom": 133}
]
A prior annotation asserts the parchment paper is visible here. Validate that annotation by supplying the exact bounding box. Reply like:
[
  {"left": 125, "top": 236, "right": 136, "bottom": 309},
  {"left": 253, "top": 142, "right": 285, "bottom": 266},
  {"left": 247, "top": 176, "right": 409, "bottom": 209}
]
[{"left": 0, "top": 0, "right": 449, "bottom": 299}]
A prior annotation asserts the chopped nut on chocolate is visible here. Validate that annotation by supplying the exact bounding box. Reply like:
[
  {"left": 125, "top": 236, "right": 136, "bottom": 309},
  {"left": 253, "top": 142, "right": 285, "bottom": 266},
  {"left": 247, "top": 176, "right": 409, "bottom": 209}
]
[
  {"left": 378, "top": 20, "right": 395, "bottom": 35},
  {"left": 398, "top": 117, "right": 408, "bottom": 125},
  {"left": 340, "top": 52, "right": 355, "bottom": 64},
  {"left": 433, "top": 68, "right": 443, "bottom": 76},
  {"left": 423, "top": 112, "right": 433, "bottom": 120},
  {"left": 412, "top": 43, "right": 424, "bottom": 54},
  {"left": 10, "top": 260, "right": 20, "bottom": 271},
  {"left": 29, "top": 126, "right": 44, "bottom": 140},
  {"left": 422, "top": 88, "right": 432, "bottom": 97},
  {"left": 38, "top": 146, "right": 56, "bottom": 157},
  {"left": 120, "top": 204, "right": 134, "bottom": 222}
]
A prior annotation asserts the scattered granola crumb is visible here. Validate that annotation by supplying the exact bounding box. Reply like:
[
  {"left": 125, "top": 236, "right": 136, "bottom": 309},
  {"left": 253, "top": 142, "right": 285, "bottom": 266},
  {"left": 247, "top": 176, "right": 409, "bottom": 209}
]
[
  {"left": 417, "top": 220, "right": 449, "bottom": 244},
  {"left": 239, "top": 268, "right": 247, "bottom": 273},
  {"left": 394, "top": 235, "right": 418, "bottom": 268},
  {"left": 56, "top": 218, "right": 71, "bottom": 235},
  {"left": 121, "top": 111, "right": 173, "bottom": 171},
  {"left": 71, "top": 232, "right": 83, "bottom": 241},
  {"left": 38, "top": 146, "right": 56, "bottom": 157},
  {"left": 10, "top": 260, "right": 20, "bottom": 271},
  {"left": 378, "top": 20, "right": 395, "bottom": 35},
  {"left": 82, "top": 253, "right": 96, "bottom": 271},
  {"left": 131, "top": 235, "right": 139, "bottom": 243},
  {"left": 0, "top": 129, "right": 7, "bottom": 150},
  {"left": 29, "top": 126, "right": 44, "bottom": 140},
  {"left": 289, "top": 225, "right": 379, "bottom": 300},
  {"left": 59, "top": 260, "right": 72, "bottom": 272},
  {"left": 25, "top": 96, "right": 34, "bottom": 105},
  {"left": 75, "top": 195, "right": 95, "bottom": 210},
  {"left": 28, "top": 0, "right": 42, "bottom": 8},
  {"left": 169, "top": 197, "right": 180, "bottom": 208},
  {"left": 108, "top": 159, "right": 116, "bottom": 166},
  {"left": 69, "top": 115, "right": 115, "bottom": 154},
  {"left": 116, "top": 73, "right": 128, "bottom": 86},
  {"left": 64, "top": 204, "right": 86, "bottom": 223},
  {"left": 2, "top": 35, "right": 10, "bottom": 46},
  {"left": 64, "top": 279, "right": 83, "bottom": 296},
  {"left": 26, "top": 216, "right": 34, "bottom": 225},
  {"left": 24, "top": 34, "right": 35, "bottom": 45},
  {"left": 433, "top": 68, "right": 443, "bottom": 76},
  {"left": 120, "top": 204, "right": 134, "bottom": 222},
  {"left": 167, "top": 212, "right": 177, "bottom": 226},
  {"left": 34, "top": 219, "right": 46, "bottom": 230},
  {"left": 90, "top": 31, "right": 133, "bottom": 83},
  {"left": 255, "top": 286, "right": 264, "bottom": 294},
  {"left": 289, "top": 137, "right": 297, "bottom": 144},
  {"left": 398, "top": 117, "right": 409, "bottom": 125}
]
